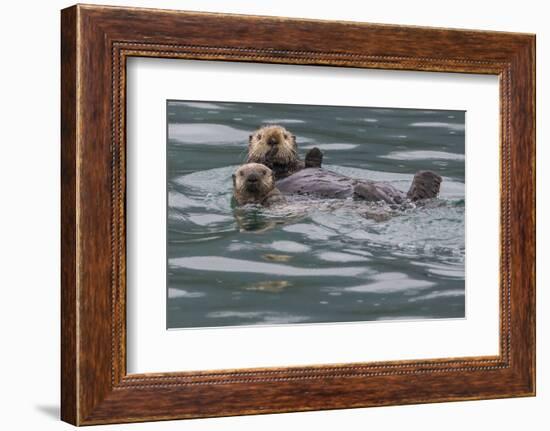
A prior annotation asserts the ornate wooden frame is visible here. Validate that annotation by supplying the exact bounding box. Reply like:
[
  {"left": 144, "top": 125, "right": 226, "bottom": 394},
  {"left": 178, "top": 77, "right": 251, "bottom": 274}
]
[{"left": 61, "top": 4, "right": 536, "bottom": 425}]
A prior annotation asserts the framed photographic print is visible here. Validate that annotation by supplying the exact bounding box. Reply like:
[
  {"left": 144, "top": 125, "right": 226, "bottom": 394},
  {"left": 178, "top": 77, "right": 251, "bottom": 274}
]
[{"left": 61, "top": 4, "right": 536, "bottom": 425}]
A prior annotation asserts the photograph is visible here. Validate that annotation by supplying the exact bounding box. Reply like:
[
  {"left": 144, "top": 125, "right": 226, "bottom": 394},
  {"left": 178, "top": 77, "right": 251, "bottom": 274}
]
[
  {"left": 49, "top": 1, "right": 536, "bottom": 426},
  {"left": 166, "top": 100, "right": 466, "bottom": 329}
]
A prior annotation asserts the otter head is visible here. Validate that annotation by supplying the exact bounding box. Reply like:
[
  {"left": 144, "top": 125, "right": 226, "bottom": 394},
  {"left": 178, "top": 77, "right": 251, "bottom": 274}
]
[
  {"left": 247, "top": 125, "right": 297, "bottom": 168},
  {"left": 232, "top": 163, "right": 276, "bottom": 206}
]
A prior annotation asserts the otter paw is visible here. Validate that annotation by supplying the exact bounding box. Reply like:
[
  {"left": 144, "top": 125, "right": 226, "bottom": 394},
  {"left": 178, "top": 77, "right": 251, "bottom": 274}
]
[{"left": 305, "top": 147, "right": 323, "bottom": 168}]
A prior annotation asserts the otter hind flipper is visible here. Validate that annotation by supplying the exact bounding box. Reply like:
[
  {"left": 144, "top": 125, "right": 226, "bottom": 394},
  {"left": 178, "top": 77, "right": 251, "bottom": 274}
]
[
  {"left": 304, "top": 147, "right": 323, "bottom": 168},
  {"left": 353, "top": 181, "right": 405, "bottom": 204},
  {"left": 407, "top": 170, "right": 442, "bottom": 201}
]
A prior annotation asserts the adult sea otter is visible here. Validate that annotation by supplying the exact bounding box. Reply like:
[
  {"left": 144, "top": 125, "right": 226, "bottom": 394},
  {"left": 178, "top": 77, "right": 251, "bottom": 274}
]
[{"left": 246, "top": 125, "right": 442, "bottom": 204}]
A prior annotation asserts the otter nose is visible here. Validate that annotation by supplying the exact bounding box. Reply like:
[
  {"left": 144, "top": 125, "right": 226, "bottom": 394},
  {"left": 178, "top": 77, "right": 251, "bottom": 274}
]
[
  {"left": 246, "top": 173, "right": 259, "bottom": 183},
  {"left": 267, "top": 137, "right": 278, "bottom": 146}
]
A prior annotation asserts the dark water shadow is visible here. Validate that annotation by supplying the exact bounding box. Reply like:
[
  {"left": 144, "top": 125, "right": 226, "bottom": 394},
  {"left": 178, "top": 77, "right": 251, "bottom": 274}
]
[{"left": 35, "top": 404, "right": 59, "bottom": 420}]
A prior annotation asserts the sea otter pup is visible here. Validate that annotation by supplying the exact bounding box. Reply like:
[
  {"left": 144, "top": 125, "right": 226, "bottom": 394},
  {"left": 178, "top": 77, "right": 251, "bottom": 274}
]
[
  {"left": 247, "top": 125, "right": 323, "bottom": 180},
  {"left": 247, "top": 125, "right": 442, "bottom": 204},
  {"left": 232, "top": 163, "right": 286, "bottom": 207}
]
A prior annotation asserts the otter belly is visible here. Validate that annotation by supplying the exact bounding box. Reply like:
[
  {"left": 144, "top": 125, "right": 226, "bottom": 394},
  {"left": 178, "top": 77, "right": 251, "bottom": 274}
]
[
  {"left": 276, "top": 168, "right": 407, "bottom": 204},
  {"left": 275, "top": 168, "right": 355, "bottom": 199}
]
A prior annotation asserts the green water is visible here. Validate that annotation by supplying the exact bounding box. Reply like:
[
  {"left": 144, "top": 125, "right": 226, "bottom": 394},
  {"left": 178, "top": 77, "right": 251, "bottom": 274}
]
[{"left": 167, "top": 100, "right": 465, "bottom": 329}]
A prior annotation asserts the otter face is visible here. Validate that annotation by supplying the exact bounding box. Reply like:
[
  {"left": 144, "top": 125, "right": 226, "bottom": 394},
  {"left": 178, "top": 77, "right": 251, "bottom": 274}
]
[
  {"left": 233, "top": 163, "right": 276, "bottom": 205},
  {"left": 247, "top": 125, "right": 297, "bottom": 166}
]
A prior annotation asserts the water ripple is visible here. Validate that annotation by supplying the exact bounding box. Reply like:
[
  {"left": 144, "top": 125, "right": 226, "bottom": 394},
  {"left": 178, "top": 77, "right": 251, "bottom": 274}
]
[
  {"left": 380, "top": 151, "right": 465, "bottom": 161},
  {"left": 169, "top": 256, "right": 369, "bottom": 277},
  {"left": 169, "top": 123, "right": 249, "bottom": 144},
  {"left": 409, "top": 121, "right": 465, "bottom": 132},
  {"left": 344, "top": 273, "right": 435, "bottom": 294}
]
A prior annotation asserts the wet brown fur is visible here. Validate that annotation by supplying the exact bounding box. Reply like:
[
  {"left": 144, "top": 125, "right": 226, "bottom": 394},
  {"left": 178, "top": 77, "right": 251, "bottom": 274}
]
[
  {"left": 246, "top": 125, "right": 305, "bottom": 179},
  {"left": 232, "top": 163, "right": 286, "bottom": 206}
]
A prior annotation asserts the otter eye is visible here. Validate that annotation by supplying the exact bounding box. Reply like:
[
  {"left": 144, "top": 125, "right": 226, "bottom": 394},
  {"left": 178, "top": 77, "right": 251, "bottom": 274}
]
[
  {"left": 239, "top": 171, "right": 244, "bottom": 176},
  {"left": 257, "top": 134, "right": 262, "bottom": 139},
  {"left": 284, "top": 133, "right": 289, "bottom": 139},
  {"left": 262, "top": 170, "right": 267, "bottom": 175}
]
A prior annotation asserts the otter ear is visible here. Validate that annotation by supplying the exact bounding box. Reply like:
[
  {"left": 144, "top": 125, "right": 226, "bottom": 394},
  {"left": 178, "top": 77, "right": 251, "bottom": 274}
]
[
  {"left": 249, "top": 134, "right": 253, "bottom": 143},
  {"left": 232, "top": 173, "right": 236, "bottom": 187}
]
